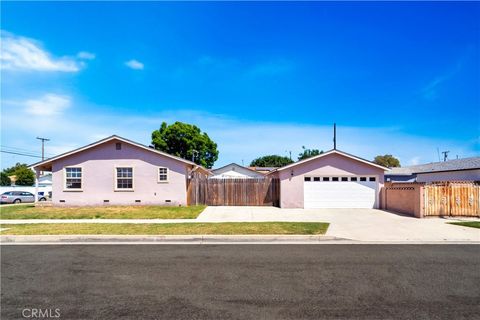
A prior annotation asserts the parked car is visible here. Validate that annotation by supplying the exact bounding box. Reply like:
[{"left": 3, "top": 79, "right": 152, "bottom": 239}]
[{"left": 0, "top": 191, "right": 47, "bottom": 204}]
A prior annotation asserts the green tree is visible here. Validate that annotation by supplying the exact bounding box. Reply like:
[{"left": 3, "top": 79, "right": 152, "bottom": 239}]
[
  {"left": 250, "top": 155, "right": 294, "bottom": 167},
  {"left": 13, "top": 166, "right": 36, "bottom": 186},
  {"left": 373, "top": 154, "right": 401, "bottom": 168},
  {"left": 1, "top": 163, "right": 35, "bottom": 186},
  {"left": 151, "top": 121, "right": 219, "bottom": 169},
  {"left": 0, "top": 172, "right": 11, "bottom": 186},
  {"left": 298, "top": 146, "right": 323, "bottom": 161}
]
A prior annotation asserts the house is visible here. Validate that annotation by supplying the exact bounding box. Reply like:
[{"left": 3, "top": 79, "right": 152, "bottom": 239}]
[
  {"left": 268, "top": 149, "right": 389, "bottom": 209},
  {"left": 30, "top": 135, "right": 209, "bottom": 206},
  {"left": 248, "top": 166, "right": 278, "bottom": 174},
  {"left": 211, "top": 163, "right": 265, "bottom": 179},
  {"left": 385, "top": 157, "right": 480, "bottom": 183}
]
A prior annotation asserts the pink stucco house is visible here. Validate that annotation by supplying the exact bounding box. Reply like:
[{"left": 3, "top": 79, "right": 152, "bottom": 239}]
[
  {"left": 268, "top": 150, "right": 390, "bottom": 209},
  {"left": 31, "top": 135, "right": 210, "bottom": 206}
]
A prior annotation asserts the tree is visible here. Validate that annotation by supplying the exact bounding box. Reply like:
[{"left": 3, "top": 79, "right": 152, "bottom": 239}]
[
  {"left": 0, "top": 172, "right": 11, "bottom": 186},
  {"left": 151, "top": 121, "right": 219, "bottom": 169},
  {"left": 298, "top": 146, "right": 323, "bottom": 161},
  {"left": 373, "top": 154, "right": 401, "bottom": 168},
  {"left": 250, "top": 155, "right": 294, "bottom": 167},
  {"left": 1, "top": 163, "right": 35, "bottom": 186},
  {"left": 12, "top": 166, "right": 36, "bottom": 186}
]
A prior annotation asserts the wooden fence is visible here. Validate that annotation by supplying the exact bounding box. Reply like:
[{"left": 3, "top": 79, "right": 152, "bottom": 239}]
[
  {"left": 187, "top": 178, "right": 280, "bottom": 206},
  {"left": 423, "top": 182, "right": 480, "bottom": 217}
]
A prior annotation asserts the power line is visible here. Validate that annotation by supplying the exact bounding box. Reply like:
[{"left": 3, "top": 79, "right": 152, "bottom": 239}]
[
  {"left": 1, "top": 150, "right": 43, "bottom": 158},
  {"left": 1, "top": 145, "right": 54, "bottom": 157}
]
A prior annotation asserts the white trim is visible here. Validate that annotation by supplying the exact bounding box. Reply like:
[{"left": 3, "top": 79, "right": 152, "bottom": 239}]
[
  {"left": 63, "top": 166, "right": 83, "bottom": 192},
  {"left": 270, "top": 150, "right": 390, "bottom": 173},
  {"left": 157, "top": 167, "right": 169, "bottom": 183},
  {"left": 30, "top": 135, "right": 199, "bottom": 170},
  {"left": 114, "top": 166, "right": 135, "bottom": 192}
]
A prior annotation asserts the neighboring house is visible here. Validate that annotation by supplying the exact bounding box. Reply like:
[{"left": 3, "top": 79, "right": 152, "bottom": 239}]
[
  {"left": 211, "top": 163, "right": 265, "bottom": 179},
  {"left": 248, "top": 166, "right": 278, "bottom": 174},
  {"left": 385, "top": 157, "right": 480, "bottom": 183},
  {"left": 38, "top": 173, "right": 52, "bottom": 187},
  {"left": 269, "top": 150, "right": 389, "bottom": 209},
  {"left": 30, "top": 135, "right": 209, "bottom": 206}
]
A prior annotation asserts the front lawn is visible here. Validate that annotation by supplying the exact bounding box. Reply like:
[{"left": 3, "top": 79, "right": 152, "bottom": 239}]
[
  {"left": 0, "top": 205, "right": 206, "bottom": 220},
  {"left": 449, "top": 221, "right": 480, "bottom": 229},
  {"left": 0, "top": 222, "right": 329, "bottom": 235}
]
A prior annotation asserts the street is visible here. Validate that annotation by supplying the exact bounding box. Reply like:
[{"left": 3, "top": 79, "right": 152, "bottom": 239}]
[{"left": 1, "top": 245, "right": 479, "bottom": 319}]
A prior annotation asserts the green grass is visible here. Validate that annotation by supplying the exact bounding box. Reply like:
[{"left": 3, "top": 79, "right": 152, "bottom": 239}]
[
  {"left": 0, "top": 222, "right": 329, "bottom": 235},
  {"left": 0, "top": 205, "right": 206, "bottom": 220},
  {"left": 449, "top": 221, "right": 480, "bottom": 229}
]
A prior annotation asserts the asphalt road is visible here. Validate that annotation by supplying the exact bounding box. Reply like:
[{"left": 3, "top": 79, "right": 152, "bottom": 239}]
[{"left": 1, "top": 245, "right": 479, "bottom": 320}]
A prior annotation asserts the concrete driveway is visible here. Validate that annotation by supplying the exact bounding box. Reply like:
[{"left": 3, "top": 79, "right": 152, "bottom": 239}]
[{"left": 198, "top": 206, "right": 480, "bottom": 242}]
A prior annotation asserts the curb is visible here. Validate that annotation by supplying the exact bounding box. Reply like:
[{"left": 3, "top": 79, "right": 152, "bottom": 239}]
[
  {"left": 1, "top": 235, "right": 479, "bottom": 245},
  {"left": 0, "top": 235, "right": 340, "bottom": 244}
]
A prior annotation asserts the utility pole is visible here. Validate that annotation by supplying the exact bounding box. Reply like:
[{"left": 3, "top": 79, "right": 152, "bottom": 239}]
[
  {"left": 441, "top": 151, "right": 450, "bottom": 162},
  {"left": 285, "top": 150, "right": 292, "bottom": 160},
  {"left": 36, "top": 137, "right": 50, "bottom": 161}
]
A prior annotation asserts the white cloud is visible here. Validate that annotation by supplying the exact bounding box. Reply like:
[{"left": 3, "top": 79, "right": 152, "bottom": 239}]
[
  {"left": 77, "top": 51, "right": 95, "bottom": 60},
  {"left": 1, "top": 106, "right": 478, "bottom": 170},
  {"left": 125, "top": 59, "right": 144, "bottom": 70},
  {"left": 24, "top": 94, "right": 71, "bottom": 116},
  {"left": 0, "top": 30, "right": 83, "bottom": 72}
]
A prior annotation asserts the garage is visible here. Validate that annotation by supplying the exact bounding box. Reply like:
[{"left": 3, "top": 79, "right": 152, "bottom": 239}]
[
  {"left": 304, "top": 176, "right": 378, "bottom": 208},
  {"left": 269, "top": 149, "right": 389, "bottom": 209}
]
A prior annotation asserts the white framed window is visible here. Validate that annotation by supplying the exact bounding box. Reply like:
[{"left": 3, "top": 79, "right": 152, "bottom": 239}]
[
  {"left": 158, "top": 167, "right": 169, "bottom": 182},
  {"left": 115, "top": 167, "right": 134, "bottom": 191},
  {"left": 64, "top": 167, "right": 82, "bottom": 191}
]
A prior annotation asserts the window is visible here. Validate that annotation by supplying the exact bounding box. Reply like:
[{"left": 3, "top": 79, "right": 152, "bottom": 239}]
[
  {"left": 116, "top": 142, "right": 122, "bottom": 150},
  {"left": 314, "top": 177, "right": 320, "bottom": 182},
  {"left": 350, "top": 177, "right": 358, "bottom": 181},
  {"left": 116, "top": 167, "right": 133, "bottom": 190},
  {"left": 304, "top": 177, "right": 311, "bottom": 182},
  {"left": 158, "top": 167, "right": 168, "bottom": 182},
  {"left": 332, "top": 177, "right": 339, "bottom": 181},
  {"left": 360, "top": 177, "right": 367, "bottom": 181},
  {"left": 341, "top": 177, "right": 348, "bottom": 182},
  {"left": 322, "top": 177, "right": 330, "bottom": 182},
  {"left": 369, "top": 177, "right": 376, "bottom": 182},
  {"left": 65, "top": 167, "right": 82, "bottom": 190}
]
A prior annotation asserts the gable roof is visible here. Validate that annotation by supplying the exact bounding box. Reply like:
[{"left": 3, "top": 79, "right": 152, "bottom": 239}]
[
  {"left": 387, "top": 157, "right": 480, "bottom": 175},
  {"left": 269, "top": 149, "right": 390, "bottom": 173},
  {"left": 30, "top": 135, "right": 206, "bottom": 171},
  {"left": 212, "top": 163, "right": 265, "bottom": 176}
]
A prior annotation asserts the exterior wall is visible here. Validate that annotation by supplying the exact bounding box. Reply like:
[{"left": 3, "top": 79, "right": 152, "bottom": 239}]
[
  {"left": 277, "top": 153, "right": 385, "bottom": 208},
  {"left": 51, "top": 140, "right": 190, "bottom": 206},
  {"left": 416, "top": 169, "right": 480, "bottom": 183},
  {"left": 381, "top": 182, "right": 424, "bottom": 218}
]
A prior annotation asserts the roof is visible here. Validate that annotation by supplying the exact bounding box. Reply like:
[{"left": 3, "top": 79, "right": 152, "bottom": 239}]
[
  {"left": 248, "top": 166, "right": 278, "bottom": 172},
  {"left": 29, "top": 135, "right": 208, "bottom": 172},
  {"left": 269, "top": 149, "right": 390, "bottom": 173},
  {"left": 212, "top": 163, "right": 265, "bottom": 175},
  {"left": 387, "top": 157, "right": 480, "bottom": 175}
]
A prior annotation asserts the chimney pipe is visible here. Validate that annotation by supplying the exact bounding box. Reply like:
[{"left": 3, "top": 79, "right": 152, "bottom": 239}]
[{"left": 333, "top": 123, "right": 337, "bottom": 150}]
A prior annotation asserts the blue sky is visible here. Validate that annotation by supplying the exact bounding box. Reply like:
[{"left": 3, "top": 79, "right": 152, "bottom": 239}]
[{"left": 1, "top": 1, "right": 479, "bottom": 169}]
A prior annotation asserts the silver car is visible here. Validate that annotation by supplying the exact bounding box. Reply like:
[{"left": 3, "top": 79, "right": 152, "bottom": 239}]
[{"left": 0, "top": 191, "right": 47, "bottom": 204}]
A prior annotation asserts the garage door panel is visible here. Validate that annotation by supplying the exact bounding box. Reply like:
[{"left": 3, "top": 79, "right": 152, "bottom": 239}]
[{"left": 304, "top": 179, "right": 377, "bottom": 209}]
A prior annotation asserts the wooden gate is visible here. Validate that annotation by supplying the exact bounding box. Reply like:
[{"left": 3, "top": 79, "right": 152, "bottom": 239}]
[
  {"left": 187, "top": 177, "right": 280, "bottom": 206},
  {"left": 423, "top": 182, "right": 480, "bottom": 217}
]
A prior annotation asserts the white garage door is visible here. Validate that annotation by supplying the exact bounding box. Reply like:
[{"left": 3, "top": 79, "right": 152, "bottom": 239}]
[{"left": 304, "top": 176, "right": 378, "bottom": 209}]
